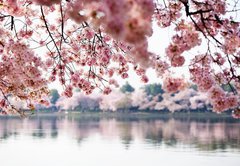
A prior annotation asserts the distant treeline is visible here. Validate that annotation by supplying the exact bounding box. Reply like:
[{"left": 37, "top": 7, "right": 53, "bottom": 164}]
[{"left": 33, "top": 82, "right": 233, "bottom": 114}]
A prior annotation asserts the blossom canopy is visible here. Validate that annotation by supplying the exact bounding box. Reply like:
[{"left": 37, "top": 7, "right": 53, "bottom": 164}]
[{"left": 0, "top": 0, "right": 240, "bottom": 117}]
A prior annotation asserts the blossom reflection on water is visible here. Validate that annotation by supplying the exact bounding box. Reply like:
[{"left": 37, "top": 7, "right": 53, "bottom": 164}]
[{"left": 0, "top": 114, "right": 240, "bottom": 166}]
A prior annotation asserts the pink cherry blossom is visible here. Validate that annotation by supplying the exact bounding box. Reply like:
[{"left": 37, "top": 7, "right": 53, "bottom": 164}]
[{"left": 163, "top": 77, "right": 187, "bottom": 93}]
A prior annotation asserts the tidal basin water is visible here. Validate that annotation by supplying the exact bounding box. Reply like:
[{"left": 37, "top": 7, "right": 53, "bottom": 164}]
[{"left": 0, "top": 113, "right": 240, "bottom": 166}]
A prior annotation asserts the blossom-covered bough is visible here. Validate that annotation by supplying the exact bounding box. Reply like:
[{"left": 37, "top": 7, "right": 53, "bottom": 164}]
[{"left": 0, "top": 0, "right": 239, "bottom": 117}]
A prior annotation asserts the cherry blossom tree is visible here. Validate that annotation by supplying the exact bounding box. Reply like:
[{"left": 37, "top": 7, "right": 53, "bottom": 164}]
[{"left": 0, "top": 0, "right": 240, "bottom": 117}]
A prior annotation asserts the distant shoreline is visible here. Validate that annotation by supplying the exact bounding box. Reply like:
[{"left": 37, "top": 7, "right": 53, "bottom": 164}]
[{"left": 0, "top": 111, "right": 236, "bottom": 120}]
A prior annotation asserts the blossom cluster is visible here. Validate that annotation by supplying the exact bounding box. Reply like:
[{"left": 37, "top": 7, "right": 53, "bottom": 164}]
[
  {"left": 0, "top": 27, "right": 48, "bottom": 114},
  {"left": 154, "top": 0, "right": 182, "bottom": 28},
  {"left": 166, "top": 22, "right": 201, "bottom": 67},
  {"left": 163, "top": 76, "right": 187, "bottom": 93},
  {"left": 190, "top": 54, "right": 238, "bottom": 113}
]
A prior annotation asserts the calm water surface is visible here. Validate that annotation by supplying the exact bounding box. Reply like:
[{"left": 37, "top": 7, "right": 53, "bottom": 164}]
[{"left": 0, "top": 113, "right": 240, "bottom": 166}]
